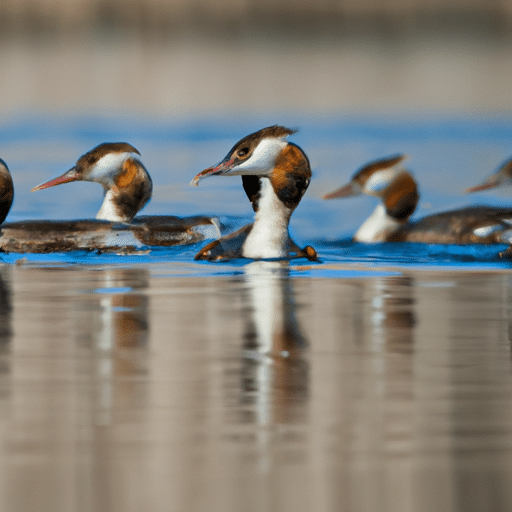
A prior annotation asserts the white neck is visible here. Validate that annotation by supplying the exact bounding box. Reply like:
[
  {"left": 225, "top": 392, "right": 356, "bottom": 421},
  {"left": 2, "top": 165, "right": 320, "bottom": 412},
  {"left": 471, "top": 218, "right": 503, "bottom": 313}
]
[
  {"left": 242, "top": 178, "right": 292, "bottom": 259},
  {"left": 96, "top": 188, "right": 125, "bottom": 222},
  {"left": 354, "top": 203, "right": 402, "bottom": 243}
]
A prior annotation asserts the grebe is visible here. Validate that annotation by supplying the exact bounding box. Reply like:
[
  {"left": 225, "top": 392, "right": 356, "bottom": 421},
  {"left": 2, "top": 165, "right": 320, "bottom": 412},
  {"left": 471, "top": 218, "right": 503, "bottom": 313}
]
[
  {"left": 191, "top": 126, "right": 317, "bottom": 261},
  {"left": 323, "top": 154, "right": 512, "bottom": 244},
  {"left": 0, "top": 143, "right": 218, "bottom": 253}
]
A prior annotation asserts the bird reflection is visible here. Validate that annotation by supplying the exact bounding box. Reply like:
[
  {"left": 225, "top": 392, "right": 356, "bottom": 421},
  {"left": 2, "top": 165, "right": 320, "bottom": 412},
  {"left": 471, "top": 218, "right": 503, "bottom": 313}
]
[
  {"left": 0, "top": 267, "right": 12, "bottom": 399},
  {"left": 238, "top": 261, "right": 308, "bottom": 426},
  {"left": 365, "top": 275, "right": 416, "bottom": 353},
  {"left": 77, "top": 268, "right": 149, "bottom": 352},
  {"left": 0, "top": 267, "right": 12, "bottom": 348},
  {"left": 76, "top": 268, "right": 150, "bottom": 425}
]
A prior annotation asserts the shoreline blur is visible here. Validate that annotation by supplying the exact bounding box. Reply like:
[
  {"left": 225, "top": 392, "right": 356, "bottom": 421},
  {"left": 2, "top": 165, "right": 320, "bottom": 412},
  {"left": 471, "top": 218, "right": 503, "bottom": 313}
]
[{"left": 1, "top": 2, "right": 512, "bottom": 117}]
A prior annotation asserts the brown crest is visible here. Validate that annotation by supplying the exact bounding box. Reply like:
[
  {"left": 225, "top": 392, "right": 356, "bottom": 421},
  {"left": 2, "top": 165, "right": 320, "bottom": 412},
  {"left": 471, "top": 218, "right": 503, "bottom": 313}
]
[
  {"left": 353, "top": 154, "right": 406, "bottom": 187},
  {"left": 76, "top": 142, "right": 140, "bottom": 171},
  {"left": 227, "top": 125, "right": 297, "bottom": 163}
]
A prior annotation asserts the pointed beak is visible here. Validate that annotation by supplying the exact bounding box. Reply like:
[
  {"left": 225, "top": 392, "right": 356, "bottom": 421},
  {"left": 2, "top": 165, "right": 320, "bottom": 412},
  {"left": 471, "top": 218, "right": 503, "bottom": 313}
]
[
  {"left": 190, "top": 158, "right": 236, "bottom": 187},
  {"left": 31, "top": 167, "right": 81, "bottom": 192},
  {"left": 323, "top": 182, "right": 359, "bottom": 200},
  {"left": 465, "top": 178, "right": 501, "bottom": 194}
]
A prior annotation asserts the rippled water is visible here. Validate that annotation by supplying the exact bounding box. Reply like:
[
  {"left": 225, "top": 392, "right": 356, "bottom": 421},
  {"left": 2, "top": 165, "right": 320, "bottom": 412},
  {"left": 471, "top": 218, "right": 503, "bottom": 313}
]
[{"left": 1, "top": 114, "right": 512, "bottom": 511}]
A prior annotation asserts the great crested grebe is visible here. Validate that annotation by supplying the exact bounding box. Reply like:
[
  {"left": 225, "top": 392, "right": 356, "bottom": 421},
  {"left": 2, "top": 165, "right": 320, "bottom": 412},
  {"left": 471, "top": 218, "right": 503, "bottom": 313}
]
[
  {"left": 191, "top": 126, "right": 317, "bottom": 261},
  {"left": 0, "top": 143, "right": 218, "bottom": 253},
  {"left": 323, "top": 154, "right": 512, "bottom": 244}
]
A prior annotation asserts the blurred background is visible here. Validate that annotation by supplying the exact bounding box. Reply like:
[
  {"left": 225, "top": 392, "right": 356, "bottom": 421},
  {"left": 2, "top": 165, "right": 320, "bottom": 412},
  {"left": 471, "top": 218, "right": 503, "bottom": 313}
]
[{"left": 1, "top": 0, "right": 512, "bottom": 117}]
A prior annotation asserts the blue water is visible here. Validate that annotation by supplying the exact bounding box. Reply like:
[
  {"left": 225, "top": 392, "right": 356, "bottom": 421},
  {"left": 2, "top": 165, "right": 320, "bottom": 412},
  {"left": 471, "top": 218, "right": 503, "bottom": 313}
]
[{"left": 2, "top": 112, "right": 512, "bottom": 273}]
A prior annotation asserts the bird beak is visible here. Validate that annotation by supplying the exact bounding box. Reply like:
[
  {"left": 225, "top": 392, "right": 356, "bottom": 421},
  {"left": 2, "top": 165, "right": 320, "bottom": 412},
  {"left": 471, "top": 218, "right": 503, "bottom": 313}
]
[
  {"left": 323, "top": 182, "right": 359, "bottom": 200},
  {"left": 190, "top": 157, "right": 236, "bottom": 187},
  {"left": 465, "top": 173, "right": 502, "bottom": 193},
  {"left": 31, "top": 167, "right": 81, "bottom": 192}
]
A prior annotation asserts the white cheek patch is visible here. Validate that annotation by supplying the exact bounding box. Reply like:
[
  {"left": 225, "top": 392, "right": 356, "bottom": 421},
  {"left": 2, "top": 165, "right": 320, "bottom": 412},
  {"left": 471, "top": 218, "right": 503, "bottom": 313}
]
[
  {"left": 88, "top": 152, "right": 135, "bottom": 181},
  {"left": 234, "top": 137, "right": 287, "bottom": 175},
  {"left": 364, "top": 167, "right": 402, "bottom": 194}
]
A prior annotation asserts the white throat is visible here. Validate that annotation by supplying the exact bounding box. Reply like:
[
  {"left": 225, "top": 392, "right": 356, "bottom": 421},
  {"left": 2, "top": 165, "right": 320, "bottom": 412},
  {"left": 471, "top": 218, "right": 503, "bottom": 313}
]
[
  {"left": 354, "top": 203, "right": 402, "bottom": 243},
  {"left": 242, "top": 178, "right": 292, "bottom": 259},
  {"left": 96, "top": 188, "right": 125, "bottom": 222}
]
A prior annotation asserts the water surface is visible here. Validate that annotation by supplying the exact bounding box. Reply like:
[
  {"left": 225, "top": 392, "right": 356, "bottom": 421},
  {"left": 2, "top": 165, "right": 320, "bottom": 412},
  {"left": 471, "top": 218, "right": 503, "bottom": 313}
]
[{"left": 0, "top": 263, "right": 511, "bottom": 511}]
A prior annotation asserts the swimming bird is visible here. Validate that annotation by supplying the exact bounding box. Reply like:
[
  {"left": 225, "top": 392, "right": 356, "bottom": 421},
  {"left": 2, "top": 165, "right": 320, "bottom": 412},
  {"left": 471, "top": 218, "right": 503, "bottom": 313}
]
[
  {"left": 0, "top": 159, "right": 14, "bottom": 226},
  {"left": 465, "top": 156, "right": 512, "bottom": 254},
  {"left": 191, "top": 125, "right": 317, "bottom": 261},
  {"left": 323, "top": 154, "right": 512, "bottom": 244},
  {"left": 32, "top": 142, "right": 152, "bottom": 223},
  {"left": 0, "top": 143, "right": 218, "bottom": 253}
]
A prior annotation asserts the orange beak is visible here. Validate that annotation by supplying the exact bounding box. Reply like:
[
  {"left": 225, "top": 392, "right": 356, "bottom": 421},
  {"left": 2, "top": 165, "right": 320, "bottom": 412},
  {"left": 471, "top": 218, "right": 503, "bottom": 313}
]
[
  {"left": 31, "top": 168, "right": 81, "bottom": 192},
  {"left": 190, "top": 158, "right": 236, "bottom": 187},
  {"left": 465, "top": 180, "right": 500, "bottom": 194}
]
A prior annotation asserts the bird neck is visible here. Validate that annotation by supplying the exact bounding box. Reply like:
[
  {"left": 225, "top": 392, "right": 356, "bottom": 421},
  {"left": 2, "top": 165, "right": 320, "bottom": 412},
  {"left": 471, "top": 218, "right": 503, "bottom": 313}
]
[
  {"left": 241, "top": 143, "right": 310, "bottom": 259},
  {"left": 381, "top": 172, "right": 419, "bottom": 221},
  {"left": 96, "top": 158, "right": 153, "bottom": 222},
  {"left": 354, "top": 203, "right": 402, "bottom": 242},
  {"left": 355, "top": 173, "right": 418, "bottom": 242},
  {"left": 242, "top": 178, "right": 292, "bottom": 259}
]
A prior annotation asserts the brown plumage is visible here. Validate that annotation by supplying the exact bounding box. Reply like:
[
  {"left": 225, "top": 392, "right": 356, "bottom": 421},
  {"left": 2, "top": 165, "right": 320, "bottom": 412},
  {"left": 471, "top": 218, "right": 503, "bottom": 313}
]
[
  {"left": 0, "top": 216, "right": 214, "bottom": 253},
  {"left": 0, "top": 146, "right": 218, "bottom": 253},
  {"left": 32, "top": 142, "right": 152, "bottom": 223},
  {"left": 0, "top": 159, "right": 13, "bottom": 225},
  {"left": 389, "top": 206, "right": 512, "bottom": 244},
  {"left": 324, "top": 154, "right": 512, "bottom": 245}
]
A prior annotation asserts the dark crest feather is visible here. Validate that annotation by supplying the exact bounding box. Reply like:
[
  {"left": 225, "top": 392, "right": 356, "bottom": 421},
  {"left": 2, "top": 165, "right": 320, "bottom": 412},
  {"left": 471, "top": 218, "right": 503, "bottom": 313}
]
[
  {"left": 226, "top": 125, "right": 297, "bottom": 162},
  {"left": 353, "top": 154, "right": 406, "bottom": 185},
  {"left": 76, "top": 142, "right": 140, "bottom": 170}
]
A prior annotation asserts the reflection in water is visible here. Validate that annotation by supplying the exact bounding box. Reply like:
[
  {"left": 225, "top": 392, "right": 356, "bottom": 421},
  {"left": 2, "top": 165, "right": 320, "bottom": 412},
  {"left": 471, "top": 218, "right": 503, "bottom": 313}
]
[
  {"left": 1, "top": 267, "right": 512, "bottom": 511},
  {"left": 77, "top": 268, "right": 150, "bottom": 425},
  {"left": 0, "top": 267, "right": 12, "bottom": 347},
  {"left": 340, "top": 274, "right": 419, "bottom": 510},
  {"left": 76, "top": 268, "right": 149, "bottom": 353},
  {"left": 240, "top": 261, "right": 308, "bottom": 426},
  {"left": 0, "top": 267, "right": 11, "bottom": 401},
  {"left": 367, "top": 276, "right": 415, "bottom": 353}
]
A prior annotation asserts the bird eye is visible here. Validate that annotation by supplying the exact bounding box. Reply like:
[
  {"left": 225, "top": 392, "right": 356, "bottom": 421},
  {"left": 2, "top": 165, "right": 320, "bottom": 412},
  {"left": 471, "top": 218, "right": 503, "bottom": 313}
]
[{"left": 237, "top": 147, "right": 249, "bottom": 158}]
